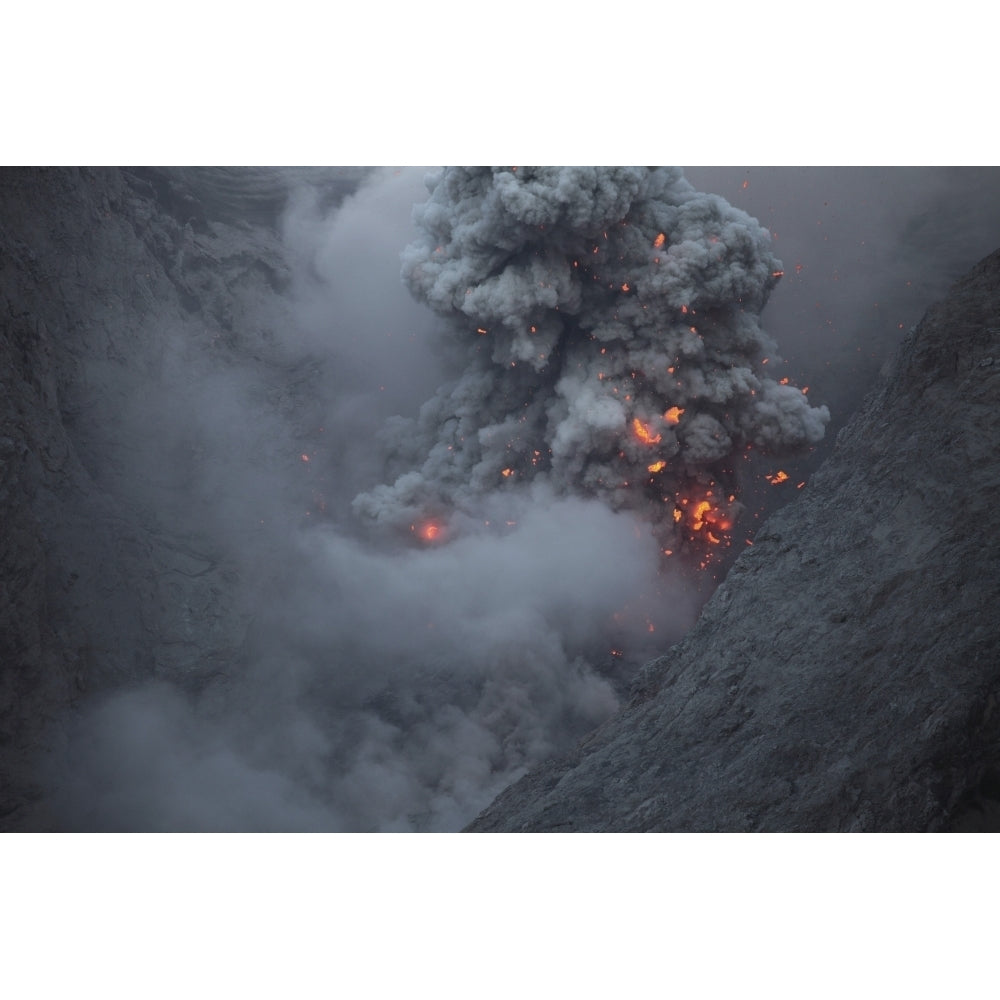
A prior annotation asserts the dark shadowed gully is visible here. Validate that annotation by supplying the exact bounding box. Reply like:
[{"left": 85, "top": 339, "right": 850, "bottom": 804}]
[{"left": 468, "top": 248, "right": 1000, "bottom": 831}]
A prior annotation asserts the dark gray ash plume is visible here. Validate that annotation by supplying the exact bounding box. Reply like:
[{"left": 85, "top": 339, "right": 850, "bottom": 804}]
[{"left": 354, "top": 166, "right": 830, "bottom": 563}]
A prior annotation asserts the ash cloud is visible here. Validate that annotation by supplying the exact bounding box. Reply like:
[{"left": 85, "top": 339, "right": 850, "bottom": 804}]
[
  {"left": 49, "top": 490, "right": 693, "bottom": 831},
  {"left": 36, "top": 166, "right": 1000, "bottom": 832},
  {"left": 353, "top": 167, "right": 829, "bottom": 562},
  {"left": 683, "top": 167, "right": 1000, "bottom": 434},
  {"left": 41, "top": 167, "right": 702, "bottom": 832}
]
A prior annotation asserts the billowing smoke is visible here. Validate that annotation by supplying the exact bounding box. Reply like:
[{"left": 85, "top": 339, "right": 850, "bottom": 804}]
[
  {"left": 50, "top": 493, "right": 690, "bottom": 832},
  {"left": 38, "top": 165, "right": 997, "bottom": 833},
  {"left": 38, "top": 167, "right": 703, "bottom": 832},
  {"left": 354, "top": 167, "right": 829, "bottom": 566}
]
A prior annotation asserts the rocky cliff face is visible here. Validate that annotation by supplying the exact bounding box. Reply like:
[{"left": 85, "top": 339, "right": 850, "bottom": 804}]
[
  {"left": 0, "top": 167, "right": 359, "bottom": 828},
  {"left": 468, "top": 248, "right": 1000, "bottom": 831}
]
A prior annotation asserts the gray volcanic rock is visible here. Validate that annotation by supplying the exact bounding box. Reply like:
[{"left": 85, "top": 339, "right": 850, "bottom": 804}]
[
  {"left": 0, "top": 167, "right": 358, "bottom": 829},
  {"left": 467, "top": 248, "right": 1000, "bottom": 832}
]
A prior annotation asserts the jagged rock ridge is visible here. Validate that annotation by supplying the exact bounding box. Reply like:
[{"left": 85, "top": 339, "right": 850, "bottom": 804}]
[{"left": 468, "top": 248, "right": 1000, "bottom": 832}]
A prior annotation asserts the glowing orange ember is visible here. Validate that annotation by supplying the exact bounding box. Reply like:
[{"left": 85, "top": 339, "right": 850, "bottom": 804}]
[
  {"left": 647, "top": 460, "right": 666, "bottom": 473},
  {"left": 664, "top": 406, "right": 685, "bottom": 425},
  {"left": 476, "top": 327, "right": 488, "bottom": 335},
  {"left": 673, "top": 491, "right": 737, "bottom": 554},
  {"left": 632, "top": 418, "right": 662, "bottom": 445},
  {"left": 653, "top": 233, "right": 666, "bottom": 248},
  {"left": 415, "top": 521, "right": 443, "bottom": 542},
  {"left": 766, "top": 470, "right": 789, "bottom": 485},
  {"left": 691, "top": 500, "right": 712, "bottom": 530},
  {"left": 501, "top": 468, "right": 514, "bottom": 478},
  {"left": 621, "top": 282, "right": 630, "bottom": 292}
]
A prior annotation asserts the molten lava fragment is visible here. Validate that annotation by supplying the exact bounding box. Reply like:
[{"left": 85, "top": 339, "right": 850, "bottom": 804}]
[
  {"left": 664, "top": 406, "right": 685, "bottom": 425},
  {"left": 691, "top": 500, "right": 713, "bottom": 531},
  {"left": 677, "top": 493, "right": 735, "bottom": 551},
  {"left": 415, "top": 520, "right": 443, "bottom": 542},
  {"left": 647, "top": 460, "right": 666, "bottom": 473},
  {"left": 632, "top": 418, "right": 662, "bottom": 445}
]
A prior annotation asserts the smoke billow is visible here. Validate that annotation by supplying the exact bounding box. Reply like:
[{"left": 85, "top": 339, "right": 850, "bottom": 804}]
[
  {"left": 40, "top": 167, "right": 703, "bottom": 832},
  {"left": 354, "top": 167, "right": 830, "bottom": 566},
  {"left": 41, "top": 165, "right": 996, "bottom": 833},
  {"left": 50, "top": 487, "right": 693, "bottom": 831}
]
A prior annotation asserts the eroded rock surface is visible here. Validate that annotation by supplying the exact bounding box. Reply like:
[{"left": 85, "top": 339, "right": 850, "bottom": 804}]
[
  {"left": 468, "top": 248, "right": 1000, "bottom": 832},
  {"left": 0, "top": 167, "right": 355, "bottom": 828}
]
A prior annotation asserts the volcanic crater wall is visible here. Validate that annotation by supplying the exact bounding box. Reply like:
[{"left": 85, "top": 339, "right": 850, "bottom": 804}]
[
  {"left": 468, "top": 247, "right": 1000, "bottom": 832},
  {"left": 0, "top": 167, "right": 344, "bottom": 828}
]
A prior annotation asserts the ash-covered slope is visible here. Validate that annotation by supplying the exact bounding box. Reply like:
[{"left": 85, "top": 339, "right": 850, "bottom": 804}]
[{"left": 468, "top": 248, "right": 1000, "bottom": 832}]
